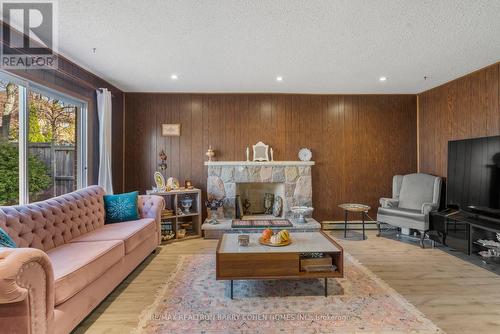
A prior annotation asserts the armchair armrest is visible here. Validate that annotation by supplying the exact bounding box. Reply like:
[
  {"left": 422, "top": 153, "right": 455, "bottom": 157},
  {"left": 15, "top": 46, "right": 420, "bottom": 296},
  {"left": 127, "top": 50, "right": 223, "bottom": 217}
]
[
  {"left": 380, "top": 198, "right": 399, "bottom": 208},
  {"left": 138, "top": 195, "right": 165, "bottom": 244},
  {"left": 0, "top": 247, "right": 54, "bottom": 334},
  {"left": 421, "top": 202, "right": 438, "bottom": 215}
]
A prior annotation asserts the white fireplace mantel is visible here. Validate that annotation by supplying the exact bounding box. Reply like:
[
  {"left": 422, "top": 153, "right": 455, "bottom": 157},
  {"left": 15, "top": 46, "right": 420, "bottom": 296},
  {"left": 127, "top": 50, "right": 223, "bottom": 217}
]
[{"left": 204, "top": 161, "right": 315, "bottom": 166}]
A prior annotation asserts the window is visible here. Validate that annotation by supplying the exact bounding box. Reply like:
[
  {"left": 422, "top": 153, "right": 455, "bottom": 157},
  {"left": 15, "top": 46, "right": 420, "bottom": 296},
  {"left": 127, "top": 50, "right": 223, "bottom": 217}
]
[
  {"left": 0, "top": 78, "right": 21, "bottom": 205},
  {"left": 0, "top": 72, "right": 87, "bottom": 205}
]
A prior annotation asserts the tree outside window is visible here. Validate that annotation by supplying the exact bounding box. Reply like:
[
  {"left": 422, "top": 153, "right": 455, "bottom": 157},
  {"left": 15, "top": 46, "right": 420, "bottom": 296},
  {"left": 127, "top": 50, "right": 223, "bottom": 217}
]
[{"left": 0, "top": 80, "right": 79, "bottom": 205}]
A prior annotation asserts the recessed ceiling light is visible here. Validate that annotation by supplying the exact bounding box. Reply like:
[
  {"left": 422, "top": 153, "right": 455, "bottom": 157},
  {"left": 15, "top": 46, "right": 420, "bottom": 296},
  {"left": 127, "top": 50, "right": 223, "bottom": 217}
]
[
  {"left": 379, "top": 76, "right": 387, "bottom": 82},
  {"left": 276, "top": 76, "right": 283, "bottom": 82},
  {"left": 170, "top": 74, "right": 178, "bottom": 80}
]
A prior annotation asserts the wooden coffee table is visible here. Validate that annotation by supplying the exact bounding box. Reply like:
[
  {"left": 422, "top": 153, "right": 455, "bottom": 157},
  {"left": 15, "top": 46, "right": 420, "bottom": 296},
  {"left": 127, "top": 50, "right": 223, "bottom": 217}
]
[{"left": 216, "top": 231, "right": 343, "bottom": 298}]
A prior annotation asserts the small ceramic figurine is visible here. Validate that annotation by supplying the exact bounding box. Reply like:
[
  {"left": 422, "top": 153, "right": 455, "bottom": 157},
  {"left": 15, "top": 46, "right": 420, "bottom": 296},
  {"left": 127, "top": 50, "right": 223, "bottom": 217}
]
[
  {"left": 246, "top": 146, "right": 250, "bottom": 161},
  {"left": 206, "top": 145, "right": 215, "bottom": 161},
  {"left": 264, "top": 193, "right": 274, "bottom": 214},
  {"left": 243, "top": 199, "right": 252, "bottom": 215},
  {"left": 166, "top": 177, "right": 180, "bottom": 190},
  {"left": 272, "top": 196, "right": 283, "bottom": 217},
  {"left": 158, "top": 150, "right": 167, "bottom": 170},
  {"left": 270, "top": 147, "right": 274, "bottom": 161}
]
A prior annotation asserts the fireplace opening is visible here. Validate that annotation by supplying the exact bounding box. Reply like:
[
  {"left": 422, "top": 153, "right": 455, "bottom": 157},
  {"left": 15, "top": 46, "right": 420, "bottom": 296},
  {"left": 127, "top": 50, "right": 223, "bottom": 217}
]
[{"left": 236, "top": 183, "right": 285, "bottom": 220}]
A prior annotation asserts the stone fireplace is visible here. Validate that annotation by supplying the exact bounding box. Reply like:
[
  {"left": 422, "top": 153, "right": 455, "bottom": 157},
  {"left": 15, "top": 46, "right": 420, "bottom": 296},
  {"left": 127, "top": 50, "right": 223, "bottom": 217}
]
[
  {"left": 236, "top": 182, "right": 285, "bottom": 218},
  {"left": 205, "top": 161, "right": 314, "bottom": 219}
]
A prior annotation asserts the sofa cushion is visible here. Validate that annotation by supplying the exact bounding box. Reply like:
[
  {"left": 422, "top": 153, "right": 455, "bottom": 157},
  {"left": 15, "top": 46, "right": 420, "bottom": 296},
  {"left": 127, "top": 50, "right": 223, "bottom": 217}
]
[
  {"left": 0, "top": 227, "right": 16, "bottom": 247},
  {"left": 69, "top": 218, "right": 156, "bottom": 254},
  {"left": 377, "top": 207, "right": 428, "bottom": 231},
  {"left": 103, "top": 191, "right": 140, "bottom": 224},
  {"left": 377, "top": 207, "right": 425, "bottom": 221},
  {"left": 398, "top": 173, "right": 436, "bottom": 210},
  {"left": 46, "top": 240, "right": 124, "bottom": 305}
]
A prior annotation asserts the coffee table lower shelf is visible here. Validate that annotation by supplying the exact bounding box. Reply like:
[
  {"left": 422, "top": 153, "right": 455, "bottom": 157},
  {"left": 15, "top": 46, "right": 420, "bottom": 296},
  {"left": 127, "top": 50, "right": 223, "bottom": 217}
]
[{"left": 216, "top": 231, "right": 344, "bottom": 299}]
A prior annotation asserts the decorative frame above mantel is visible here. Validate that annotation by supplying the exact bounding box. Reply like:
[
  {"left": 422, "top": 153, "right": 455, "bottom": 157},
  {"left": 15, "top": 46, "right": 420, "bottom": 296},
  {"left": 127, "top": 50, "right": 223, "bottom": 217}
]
[{"left": 252, "top": 141, "right": 270, "bottom": 161}]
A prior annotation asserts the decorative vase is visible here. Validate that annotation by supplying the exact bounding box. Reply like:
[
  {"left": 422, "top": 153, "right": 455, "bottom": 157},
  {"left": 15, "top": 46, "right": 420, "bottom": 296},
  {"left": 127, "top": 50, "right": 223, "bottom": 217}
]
[
  {"left": 272, "top": 196, "right": 283, "bottom": 217},
  {"left": 291, "top": 206, "right": 314, "bottom": 224},
  {"left": 264, "top": 193, "right": 274, "bottom": 214},
  {"left": 206, "top": 145, "right": 215, "bottom": 161},
  {"left": 208, "top": 208, "right": 219, "bottom": 224},
  {"left": 205, "top": 198, "right": 224, "bottom": 224},
  {"left": 243, "top": 199, "right": 252, "bottom": 215},
  {"left": 180, "top": 196, "right": 193, "bottom": 214}
]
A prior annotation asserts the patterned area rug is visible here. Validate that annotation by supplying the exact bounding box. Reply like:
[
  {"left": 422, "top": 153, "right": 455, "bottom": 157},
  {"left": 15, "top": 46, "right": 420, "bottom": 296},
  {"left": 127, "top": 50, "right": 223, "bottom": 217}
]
[{"left": 134, "top": 254, "right": 443, "bottom": 334}]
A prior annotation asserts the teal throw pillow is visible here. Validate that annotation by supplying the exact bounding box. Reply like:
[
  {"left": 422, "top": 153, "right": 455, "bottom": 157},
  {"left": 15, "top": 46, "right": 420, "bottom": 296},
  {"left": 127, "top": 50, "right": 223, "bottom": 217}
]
[
  {"left": 0, "top": 227, "right": 16, "bottom": 248},
  {"left": 104, "top": 191, "right": 140, "bottom": 224}
]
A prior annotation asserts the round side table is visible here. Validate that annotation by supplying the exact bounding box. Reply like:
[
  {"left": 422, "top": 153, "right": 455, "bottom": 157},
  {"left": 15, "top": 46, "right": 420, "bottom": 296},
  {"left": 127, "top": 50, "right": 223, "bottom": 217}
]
[{"left": 338, "top": 203, "right": 371, "bottom": 240}]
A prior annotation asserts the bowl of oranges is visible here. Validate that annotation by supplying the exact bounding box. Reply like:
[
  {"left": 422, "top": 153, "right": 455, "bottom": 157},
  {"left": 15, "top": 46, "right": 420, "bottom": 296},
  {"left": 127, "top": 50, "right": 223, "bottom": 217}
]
[{"left": 259, "top": 229, "right": 292, "bottom": 247}]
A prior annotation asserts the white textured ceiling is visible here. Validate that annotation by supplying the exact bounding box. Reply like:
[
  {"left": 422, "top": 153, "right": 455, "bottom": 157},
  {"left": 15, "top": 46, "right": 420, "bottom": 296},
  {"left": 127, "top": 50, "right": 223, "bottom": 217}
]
[{"left": 57, "top": 0, "right": 500, "bottom": 93}]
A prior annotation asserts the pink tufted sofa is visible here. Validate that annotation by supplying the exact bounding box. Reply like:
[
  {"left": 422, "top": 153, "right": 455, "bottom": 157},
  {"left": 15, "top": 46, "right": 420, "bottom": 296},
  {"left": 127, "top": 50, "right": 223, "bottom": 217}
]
[{"left": 0, "top": 186, "right": 164, "bottom": 334}]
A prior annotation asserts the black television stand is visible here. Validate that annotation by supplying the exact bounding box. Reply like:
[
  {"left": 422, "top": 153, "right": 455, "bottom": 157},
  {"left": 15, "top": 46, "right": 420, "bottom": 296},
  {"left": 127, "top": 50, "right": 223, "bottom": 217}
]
[{"left": 431, "top": 209, "right": 500, "bottom": 263}]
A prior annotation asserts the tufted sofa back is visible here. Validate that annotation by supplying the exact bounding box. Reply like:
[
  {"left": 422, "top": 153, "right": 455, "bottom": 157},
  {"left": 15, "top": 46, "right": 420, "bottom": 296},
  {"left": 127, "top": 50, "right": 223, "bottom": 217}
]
[{"left": 0, "top": 186, "right": 105, "bottom": 251}]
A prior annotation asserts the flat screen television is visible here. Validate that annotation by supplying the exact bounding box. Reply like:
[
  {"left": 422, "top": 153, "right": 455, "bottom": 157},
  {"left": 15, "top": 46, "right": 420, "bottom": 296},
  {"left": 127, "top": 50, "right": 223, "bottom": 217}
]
[{"left": 447, "top": 135, "right": 500, "bottom": 221}]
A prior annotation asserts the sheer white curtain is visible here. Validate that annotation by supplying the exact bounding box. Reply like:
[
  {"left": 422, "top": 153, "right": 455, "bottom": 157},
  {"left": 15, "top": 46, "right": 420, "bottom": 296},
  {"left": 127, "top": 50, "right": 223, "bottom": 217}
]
[{"left": 97, "top": 88, "right": 113, "bottom": 194}]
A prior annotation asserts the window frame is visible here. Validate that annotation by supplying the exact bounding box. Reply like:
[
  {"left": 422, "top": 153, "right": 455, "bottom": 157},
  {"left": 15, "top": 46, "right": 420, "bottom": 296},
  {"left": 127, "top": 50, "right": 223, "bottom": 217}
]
[{"left": 0, "top": 70, "right": 88, "bottom": 204}]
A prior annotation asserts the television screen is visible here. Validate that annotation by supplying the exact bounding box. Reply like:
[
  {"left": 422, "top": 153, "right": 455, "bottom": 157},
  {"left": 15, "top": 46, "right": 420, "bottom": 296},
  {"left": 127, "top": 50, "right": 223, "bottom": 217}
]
[{"left": 447, "top": 135, "right": 500, "bottom": 219}]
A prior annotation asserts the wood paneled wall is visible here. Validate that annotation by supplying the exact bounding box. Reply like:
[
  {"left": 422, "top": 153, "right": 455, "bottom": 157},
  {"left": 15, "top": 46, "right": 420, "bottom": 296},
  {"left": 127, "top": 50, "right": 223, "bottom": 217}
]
[
  {"left": 124, "top": 94, "right": 417, "bottom": 221},
  {"left": 418, "top": 62, "right": 500, "bottom": 178}
]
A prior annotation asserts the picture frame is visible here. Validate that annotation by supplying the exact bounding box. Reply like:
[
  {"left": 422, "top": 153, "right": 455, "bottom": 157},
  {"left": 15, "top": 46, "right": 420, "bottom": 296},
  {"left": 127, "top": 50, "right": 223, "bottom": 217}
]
[
  {"left": 154, "top": 171, "right": 166, "bottom": 191},
  {"left": 162, "top": 124, "right": 181, "bottom": 136},
  {"left": 252, "top": 141, "right": 269, "bottom": 161}
]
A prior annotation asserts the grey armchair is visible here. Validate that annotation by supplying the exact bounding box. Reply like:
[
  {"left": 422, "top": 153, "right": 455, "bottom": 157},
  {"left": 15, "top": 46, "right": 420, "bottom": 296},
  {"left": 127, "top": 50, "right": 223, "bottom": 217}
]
[{"left": 377, "top": 173, "right": 442, "bottom": 248}]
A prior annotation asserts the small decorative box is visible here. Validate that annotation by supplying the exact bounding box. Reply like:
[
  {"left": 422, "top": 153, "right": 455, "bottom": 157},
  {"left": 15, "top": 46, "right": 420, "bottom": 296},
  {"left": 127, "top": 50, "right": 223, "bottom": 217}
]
[{"left": 238, "top": 234, "right": 249, "bottom": 246}]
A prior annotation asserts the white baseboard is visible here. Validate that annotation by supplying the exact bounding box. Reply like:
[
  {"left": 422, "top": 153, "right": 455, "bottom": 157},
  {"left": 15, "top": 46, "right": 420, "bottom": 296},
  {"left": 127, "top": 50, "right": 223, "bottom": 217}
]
[{"left": 322, "top": 220, "right": 378, "bottom": 230}]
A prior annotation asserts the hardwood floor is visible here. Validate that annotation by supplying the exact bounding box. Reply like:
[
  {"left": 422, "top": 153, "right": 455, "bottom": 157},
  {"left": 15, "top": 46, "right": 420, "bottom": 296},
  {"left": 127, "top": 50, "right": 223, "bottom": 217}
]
[{"left": 74, "top": 231, "right": 500, "bottom": 334}]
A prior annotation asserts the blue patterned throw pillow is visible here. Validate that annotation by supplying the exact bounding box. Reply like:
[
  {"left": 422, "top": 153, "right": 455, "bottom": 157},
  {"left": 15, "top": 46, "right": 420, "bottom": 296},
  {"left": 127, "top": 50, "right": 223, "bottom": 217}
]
[
  {"left": 103, "top": 191, "right": 140, "bottom": 224},
  {"left": 0, "top": 227, "right": 16, "bottom": 248}
]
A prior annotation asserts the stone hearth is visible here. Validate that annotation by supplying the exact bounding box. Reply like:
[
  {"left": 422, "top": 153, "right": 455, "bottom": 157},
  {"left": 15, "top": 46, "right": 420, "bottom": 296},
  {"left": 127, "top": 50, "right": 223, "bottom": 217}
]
[
  {"left": 202, "top": 217, "right": 321, "bottom": 239},
  {"left": 205, "top": 161, "right": 314, "bottom": 219}
]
